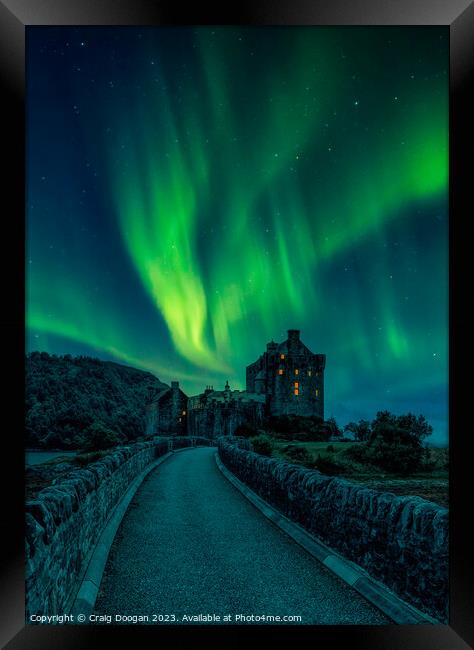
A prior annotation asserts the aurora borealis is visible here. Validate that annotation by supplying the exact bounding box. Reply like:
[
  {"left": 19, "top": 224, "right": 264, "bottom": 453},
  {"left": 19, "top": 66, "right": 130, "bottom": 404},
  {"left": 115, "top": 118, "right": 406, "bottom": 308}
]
[{"left": 26, "top": 27, "right": 448, "bottom": 443}]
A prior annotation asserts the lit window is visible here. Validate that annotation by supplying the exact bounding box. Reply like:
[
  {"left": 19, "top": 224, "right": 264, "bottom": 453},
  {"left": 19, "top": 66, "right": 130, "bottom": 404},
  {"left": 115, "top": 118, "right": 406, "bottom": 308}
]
[
  {"left": 315, "top": 389, "right": 319, "bottom": 397},
  {"left": 178, "top": 417, "right": 182, "bottom": 422},
  {"left": 182, "top": 410, "right": 186, "bottom": 416},
  {"left": 278, "top": 369, "right": 284, "bottom": 375},
  {"left": 294, "top": 389, "right": 299, "bottom": 396},
  {"left": 295, "top": 369, "right": 299, "bottom": 375},
  {"left": 280, "top": 354, "right": 285, "bottom": 360},
  {"left": 294, "top": 382, "right": 299, "bottom": 388},
  {"left": 308, "top": 370, "right": 312, "bottom": 376}
]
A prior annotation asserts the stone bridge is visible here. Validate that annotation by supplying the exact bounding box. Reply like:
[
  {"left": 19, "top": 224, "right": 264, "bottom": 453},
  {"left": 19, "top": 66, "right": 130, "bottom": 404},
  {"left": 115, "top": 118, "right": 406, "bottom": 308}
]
[{"left": 25, "top": 437, "right": 448, "bottom": 625}]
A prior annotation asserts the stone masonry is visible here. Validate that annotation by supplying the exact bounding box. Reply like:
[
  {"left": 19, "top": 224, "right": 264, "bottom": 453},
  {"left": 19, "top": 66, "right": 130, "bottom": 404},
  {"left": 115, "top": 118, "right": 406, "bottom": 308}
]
[
  {"left": 217, "top": 437, "right": 448, "bottom": 623},
  {"left": 25, "top": 440, "right": 168, "bottom": 618},
  {"left": 246, "top": 329, "right": 325, "bottom": 419}
]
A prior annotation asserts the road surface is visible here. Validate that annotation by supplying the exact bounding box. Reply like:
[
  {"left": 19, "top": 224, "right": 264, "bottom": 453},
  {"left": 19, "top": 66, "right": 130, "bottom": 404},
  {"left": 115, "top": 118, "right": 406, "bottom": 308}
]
[{"left": 94, "top": 447, "right": 389, "bottom": 624}]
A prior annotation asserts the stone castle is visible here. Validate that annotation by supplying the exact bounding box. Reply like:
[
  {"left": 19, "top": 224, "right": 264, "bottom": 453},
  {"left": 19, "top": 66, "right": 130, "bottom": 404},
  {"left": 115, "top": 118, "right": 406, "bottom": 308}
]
[{"left": 146, "top": 329, "right": 325, "bottom": 439}]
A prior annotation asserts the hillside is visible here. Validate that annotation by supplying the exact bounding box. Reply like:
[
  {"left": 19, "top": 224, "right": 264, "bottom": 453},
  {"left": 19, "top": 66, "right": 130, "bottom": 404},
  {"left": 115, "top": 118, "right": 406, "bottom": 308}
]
[{"left": 26, "top": 352, "right": 168, "bottom": 450}]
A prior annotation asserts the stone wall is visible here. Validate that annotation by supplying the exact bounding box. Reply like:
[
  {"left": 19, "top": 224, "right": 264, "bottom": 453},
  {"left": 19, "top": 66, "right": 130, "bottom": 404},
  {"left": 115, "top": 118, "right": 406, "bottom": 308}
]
[
  {"left": 25, "top": 440, "right": 169, "bottom": 618},
  {"left": 187, "top": 400, "right": 265, "bottom": 439},
  {"left": 146, "top": 383, "right": 188, "bottom": 436},
  {"left": 171, "top": 436, "right": 213, "bottom": 449},
  {"left": 218, "top": 438, "right": 448, "bottom": 622},
  {"left": 245, "top": 329, "right": 325, "bottom": 419}
]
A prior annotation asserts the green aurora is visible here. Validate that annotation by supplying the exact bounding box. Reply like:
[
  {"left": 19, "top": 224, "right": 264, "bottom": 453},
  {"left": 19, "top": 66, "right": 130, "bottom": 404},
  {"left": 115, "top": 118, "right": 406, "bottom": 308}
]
[{"left": 27, "top": 27, "right": 448, "bottom": 442}]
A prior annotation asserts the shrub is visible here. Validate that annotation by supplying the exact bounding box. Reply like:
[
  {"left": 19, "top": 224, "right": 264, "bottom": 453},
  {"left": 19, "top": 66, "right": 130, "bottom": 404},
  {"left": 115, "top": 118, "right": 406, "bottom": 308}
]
[
  {"left": 263, "top": 414, "right": 326, "bottom": 441},
  {"left": 74, "top": 450, "right": 110, "bottom": 466},
  {"left": 342, "top": 444, "right": 372, "bottom": 463},
  {"left": 234, "top": 423, "right": 258, "bottom": 438},
  {"left": 251, "top": 435, "right": 274, "bottom": 457},
  {"left": 369, "top": 437, "right": 424, "bottom": 475},
  {"left": 282, "top": 445, "right": 312, "bottom": 464},
  {"left": 311, "top": 453, "right": 345, "bottom": 476}
]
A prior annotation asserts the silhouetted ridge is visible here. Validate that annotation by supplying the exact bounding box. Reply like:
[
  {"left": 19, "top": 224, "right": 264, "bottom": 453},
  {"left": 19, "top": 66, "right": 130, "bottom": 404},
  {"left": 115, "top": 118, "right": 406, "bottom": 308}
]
[{"left": 26, "top": 352, "right": 167, "bottom": 450}]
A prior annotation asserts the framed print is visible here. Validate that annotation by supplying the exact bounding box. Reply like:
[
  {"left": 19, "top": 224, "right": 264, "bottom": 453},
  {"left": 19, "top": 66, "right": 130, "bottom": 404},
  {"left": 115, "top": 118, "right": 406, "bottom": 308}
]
[{"left": 1, "top": 1, "right": 473, "bottom": 648}]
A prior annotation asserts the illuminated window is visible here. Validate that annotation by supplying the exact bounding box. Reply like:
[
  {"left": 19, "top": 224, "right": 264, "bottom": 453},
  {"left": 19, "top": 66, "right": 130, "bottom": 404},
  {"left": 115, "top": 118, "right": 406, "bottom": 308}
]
[
  {"left": 295, "top": 369, "right": 299, "bottom": 375},
  {"left": 294, "top": 389, "right": 299, "bottom": 396},
  {"left": 308, "top": 370, "right": 312, "bottom": 377},
  {"left": 178, "top": 417, "right": 182, "bottom": 422},
  {"left": 182, "top": 410, "right": 186, "bottom": 416},
  {"left": 315, "top": 389, "right": 319, "bottom": 397},
  {"left": 278, "top": 369, "right": 284, "bottom": 375},
  {"left": 294, "top": 382, "right": 299, "bottom": 388},
  {"left": 280, "top": 354, "right": 285, "bottom": 360}
]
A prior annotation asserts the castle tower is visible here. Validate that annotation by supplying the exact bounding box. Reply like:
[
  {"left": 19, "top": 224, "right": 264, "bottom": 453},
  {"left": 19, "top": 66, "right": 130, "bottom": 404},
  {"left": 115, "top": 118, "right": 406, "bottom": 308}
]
[{"left": 246, "top": 329, "right": 325, "bottom": 419}]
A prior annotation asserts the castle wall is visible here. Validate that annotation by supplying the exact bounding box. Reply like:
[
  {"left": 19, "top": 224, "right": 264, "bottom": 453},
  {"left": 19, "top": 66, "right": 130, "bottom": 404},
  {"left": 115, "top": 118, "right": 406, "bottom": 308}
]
[
  {"left": 145, "top": 402, "right": 158, "bottom": 436},
  {"left": 270, "top": 350, "right": 325, "bottom": 418},
  {"left": 246, "top": 358, "right": 263, "bottom": 393},
  {"left": 163, "top": 330, "right": 325, "bottom": 440},
  {"left": 246, "top": 331, "right": 325, "bottom": 420},
  {"left": 187, "top": 398, "right": 265, "bottom": 439},
  {"left": 146, "top": 383, "right": 188, "bottom": 436}
]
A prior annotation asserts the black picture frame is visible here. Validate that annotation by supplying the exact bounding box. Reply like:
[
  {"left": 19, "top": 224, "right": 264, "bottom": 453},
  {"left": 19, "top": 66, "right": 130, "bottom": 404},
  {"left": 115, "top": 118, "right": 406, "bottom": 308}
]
[{"left": 1, "top": 1, "right": 472, "bottom": 648}]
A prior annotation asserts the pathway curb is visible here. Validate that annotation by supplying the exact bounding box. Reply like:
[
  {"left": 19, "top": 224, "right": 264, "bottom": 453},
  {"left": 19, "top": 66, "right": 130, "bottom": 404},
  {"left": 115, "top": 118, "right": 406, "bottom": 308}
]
[
  {"left": 69, "top": 451, "right": 175, "bottom": 617},
  {"left": 70, "top": 445, "right": 215, "bottom": 617},
  {"left": 214, "top": 451, "right": 439, "bottom": 625}
]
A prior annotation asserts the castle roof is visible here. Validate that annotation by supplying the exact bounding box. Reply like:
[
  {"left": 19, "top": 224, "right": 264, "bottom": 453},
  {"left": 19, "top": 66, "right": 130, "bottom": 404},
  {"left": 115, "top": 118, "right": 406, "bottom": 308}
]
[
  {"left": 150, "top": 382, "right": 187, "bottom": 404},
  {"left": 150, "top": 388, "right": 169, "bottom": 404}
]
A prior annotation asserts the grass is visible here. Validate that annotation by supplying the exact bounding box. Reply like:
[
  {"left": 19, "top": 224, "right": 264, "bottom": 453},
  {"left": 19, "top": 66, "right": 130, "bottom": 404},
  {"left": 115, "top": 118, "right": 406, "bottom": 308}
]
[
  {"left": 271, "top": 440, "right": 448, "bottom": 507},
  {"left": 26, "top": 449, "right": 115, "bottom": 499},
  {"left": 273, "top": 441, "right": 357, "bottom": 458}
]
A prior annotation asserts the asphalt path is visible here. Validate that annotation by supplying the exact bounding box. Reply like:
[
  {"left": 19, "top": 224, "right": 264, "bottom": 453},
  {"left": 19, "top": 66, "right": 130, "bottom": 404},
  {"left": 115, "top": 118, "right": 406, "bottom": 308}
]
[{"left": 94, "top": 446, "right": 389, "bottom": 624}]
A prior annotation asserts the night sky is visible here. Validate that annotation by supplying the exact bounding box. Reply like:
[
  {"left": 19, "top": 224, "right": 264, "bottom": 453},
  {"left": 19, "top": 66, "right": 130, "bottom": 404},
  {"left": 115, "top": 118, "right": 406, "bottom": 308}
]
[{"left": 26, "top": 27, "right": 448, "bottom": 444}]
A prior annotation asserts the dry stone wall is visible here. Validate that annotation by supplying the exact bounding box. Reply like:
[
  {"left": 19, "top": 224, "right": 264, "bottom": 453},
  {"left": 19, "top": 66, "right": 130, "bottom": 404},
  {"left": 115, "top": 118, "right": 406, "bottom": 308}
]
[
  {"left": 171, "top": 436, "right": 213, "bottom": 449},
  {"left": 218, "top": 438, "right": 448, "bottom": 622},
  {"left": 26, "top": 440, "right": 169, "bottom": 618}
]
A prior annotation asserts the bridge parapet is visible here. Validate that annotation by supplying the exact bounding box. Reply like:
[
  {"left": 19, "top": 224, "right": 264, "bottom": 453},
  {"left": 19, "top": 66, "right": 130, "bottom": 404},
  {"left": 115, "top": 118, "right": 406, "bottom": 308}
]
[
  {"left": 169, "top": 436, "right": 213, "bottom": 450},
  {"left": 25, "top": 440, "right": 168, "bottom": 619},
  {"left": 217, "top": 438, "right": 448, "bottom": 623}
]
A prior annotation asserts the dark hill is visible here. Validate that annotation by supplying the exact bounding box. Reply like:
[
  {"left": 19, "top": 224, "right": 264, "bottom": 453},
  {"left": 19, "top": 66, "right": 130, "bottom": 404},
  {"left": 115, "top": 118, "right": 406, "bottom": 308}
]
[{"left": 26, "top": 352, "right": 168, "bottom": 450}]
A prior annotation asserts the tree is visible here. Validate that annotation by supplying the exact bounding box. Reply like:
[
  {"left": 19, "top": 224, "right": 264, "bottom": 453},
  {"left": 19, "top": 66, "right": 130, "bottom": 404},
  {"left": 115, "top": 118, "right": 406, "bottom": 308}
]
[
  {"left": 396, "top": 413, "right": 433, "bottom": 441},
  {"left": 344, "top": 419, "right": 371, "bottom": 442},
  {"left": 325, "top": 416, "right": 342, "bottom": 439},
  {"left": 25, "top": 352, "right": 168, "bottom": 449},
  {"left": 367, "top": 410, "right": 432, "bottom": 475},
  {"left": 82, "top": 421, "right": 125, "bottom": 451}
]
